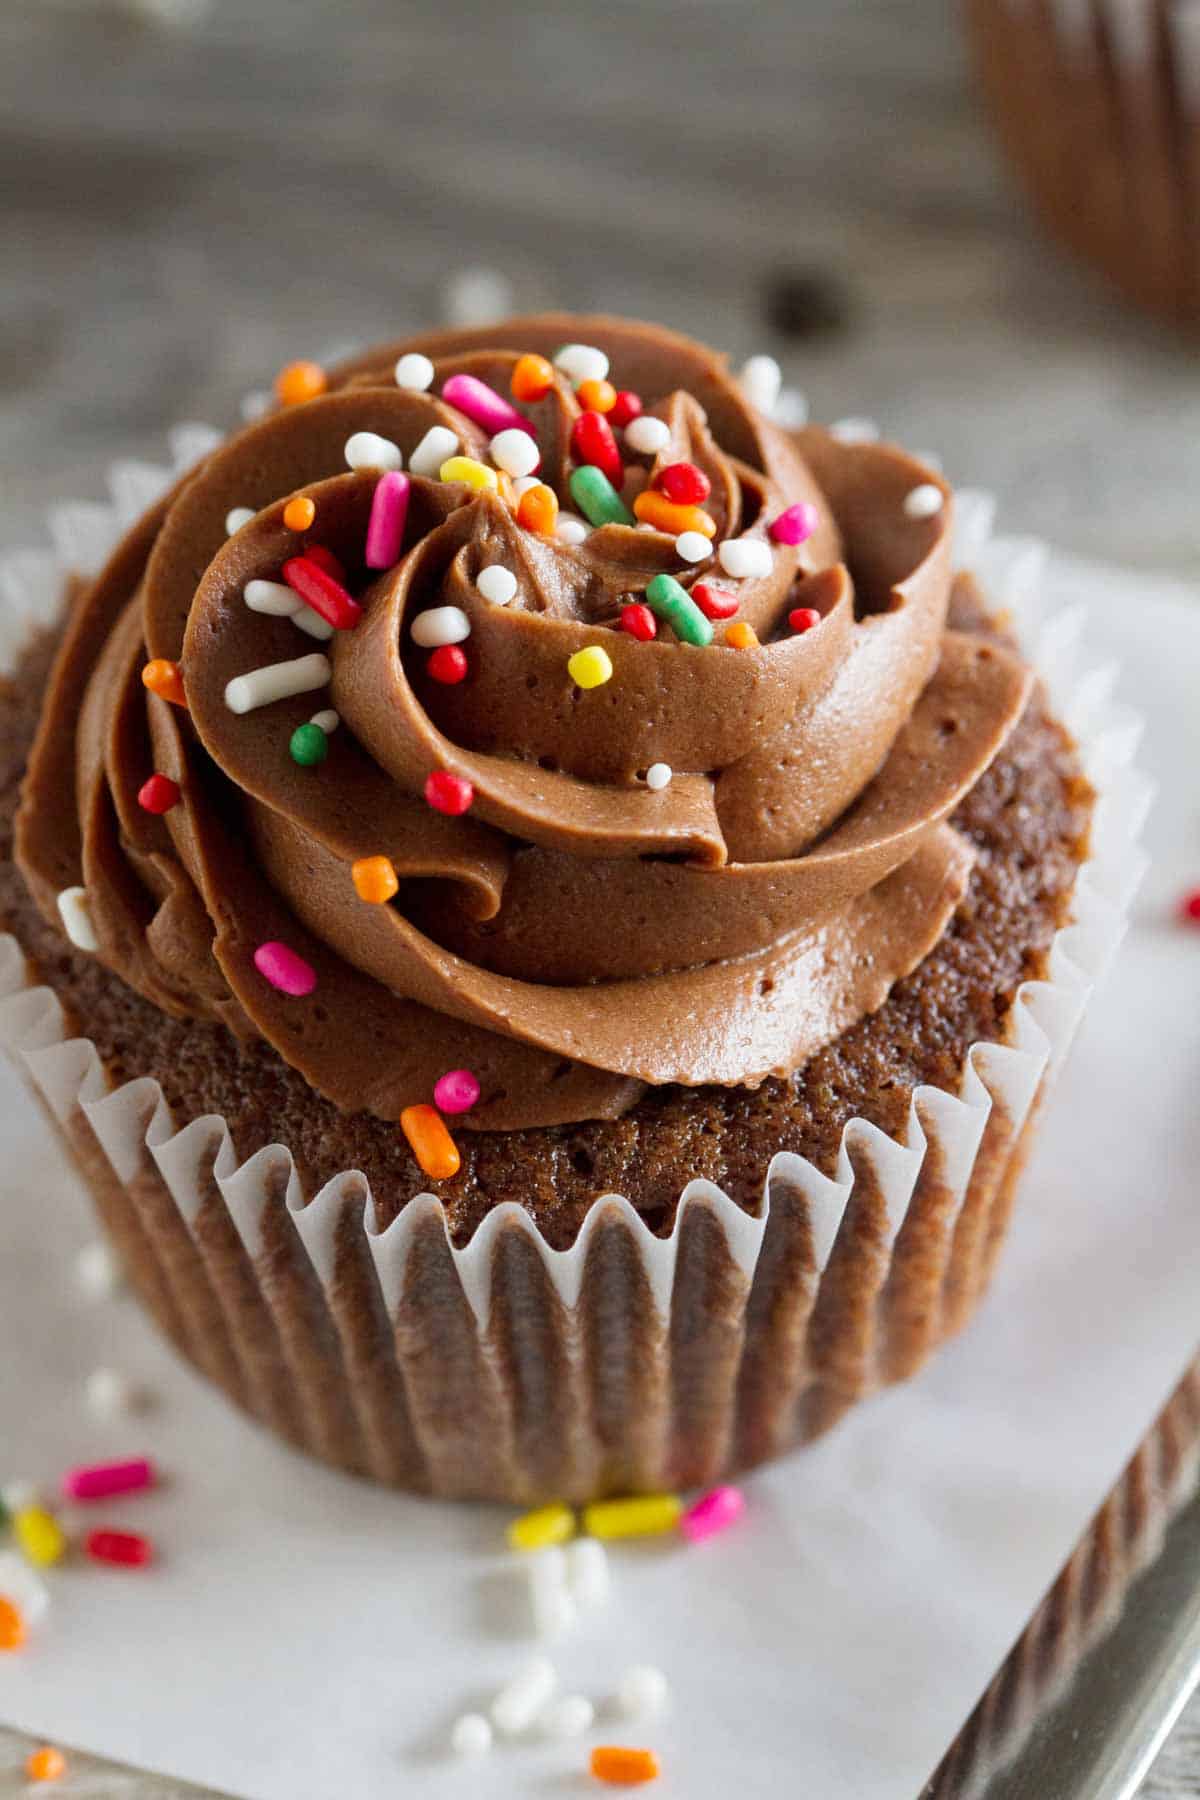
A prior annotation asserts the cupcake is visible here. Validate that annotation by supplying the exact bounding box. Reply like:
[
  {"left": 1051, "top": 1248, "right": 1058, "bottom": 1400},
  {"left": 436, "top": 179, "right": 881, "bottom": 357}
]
[
  {"left": 0, "top": 315, "right": 1114, "bottom": 1502},
  {"left": 966, "top": 0, "right": 1200, "bottom": 332}
]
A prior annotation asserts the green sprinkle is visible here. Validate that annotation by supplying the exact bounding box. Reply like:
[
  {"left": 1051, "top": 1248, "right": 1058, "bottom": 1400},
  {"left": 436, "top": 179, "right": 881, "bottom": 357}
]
[
  {"left": 644, "top": 573, "right": 714, "bottom": 647},
  {"left": 289, "top": 722, "right": 329, "bottom": 766},
  {"left": 569, "top": 465, "right": 635, "bottom": 529}
]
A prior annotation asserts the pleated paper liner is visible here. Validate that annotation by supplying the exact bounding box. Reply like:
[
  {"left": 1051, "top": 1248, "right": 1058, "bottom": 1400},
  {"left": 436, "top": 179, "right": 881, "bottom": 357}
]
[
  {"left": 966, "top": 0, "right": 1200, "bottom": 333},
  {"left": 0, "top": 427, "right": 1150, "bottom": 1502}
]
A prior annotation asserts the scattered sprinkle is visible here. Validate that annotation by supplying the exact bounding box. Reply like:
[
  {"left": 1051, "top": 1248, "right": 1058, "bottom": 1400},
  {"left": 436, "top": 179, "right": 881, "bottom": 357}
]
[
  {"left": 345, "top": 431, "right": 403, "bottom": 473},
  {"left": 675, "top": 530, "right": 711, "bottom": 564},
  {"left": 441, "top": 267, "right": 512, "bottom": 328},
  {"left": 554, "top": 342, "right": 609, "bottom": 388},
  {"left": 244, "top": 577, "right": 301, "bottom": 617},
  {"left": 25, "top": 1746, "right": 67, "bottom": 1783},
  {"left": 451, "top": 1713, "right": 493, "bottom": 1758},
  {"left": 439, "top": 454, "right": 499, "bottom": 493},
  {"left": 565, "top": 1536, "right": 610, "bottom": 1610},
  {"left": 84, "top": 1529, "right": 154, "bottom": 1568},
  {"left": 491, "top": 1656, "right": 558, "bottom": 1736},
  {"left": 511, "top": 353, "right": 555, "bottom": 403},
  {"left": 620, "top": 603, "right": 657, "bottom": 642},
  {"left": 14, "top": 1506, "right": 66, "bottom": 1568},
  {"left": 541, "top": 1694, "right": 595, "bottom": 1739},
  {"left": 739, "top": 354, "right": 782, "bottom": 416},
  {"left": 610, "top": 389, "right": 643, "bottom": 429},
  {"left": 769, "top": 502, "right": 819, "bottom": 546},
  {"left": 571, "top": 411, "right": 624, "bottom": 489},
  {"left": 428, "top": 644, "right": 468, "bottom": 684},
  {"left": 717, "top": 537, "right": 773, "bottom": 579},
  {"left": 434, "top": 1068, "right": 481, "bottom": 1115},
  {"left": 365, "top": 470, "right": 411, "bottom": 569},
  {"left": 0, "top": 1553, "right": 48, "bottom": 1626},
  {"left": 137, "top": 773, "right": 181, "bottom": 814},
  {"left": 424, "top": 770, "right": 474, "bottom": 816},
  {"left": 568, "top": 645, "right": 614, "bottom": 689},
  {"left": 252, "top": 942, "right": 317, "bottom": 998},
  {"left": 85, "top": 1367, "right": 136, "bottom": 1416},
  {"left": 633, "top": 491, "right": 716, "bottom": 538},
  {"left": 517, "top": 482, "right": 560, "bottom": 536},
  {"left": 644, "top": 573, "right": 713, "bottom": 648},
  {"left": 1179, "top": 887, "right": 1200, "bottom": 924},
  {"left": 224, "top": 652, "right": 331, "bottom": 715},
  {"left": 656, "top": 461, "right": 711, "bottom": 506},
  {"left": 528, "top": 1545, "right": 575, "bottom": 1639},
  {"left": 645, "top": 763, "right": 673, "bottom": 791},
  {"left": 904, "top": 482, "right": 944, "bottom": 520},
  {"left": 789, "top": 606, "right": 821, "bottom": 635},
  {"left": 582, "top": 1493, "right": 683, "bottom": 1540},
  {"left": 289, "top": 721, "right": 329, "bottom": 766},
  {"left": 591, "top": 1745, "right": 661, "bottom": 1785},
  {"left": 141, "top": 658, "right": 187, "bottom": 707},
  {"left": 400, "top": 1103, "right": 462, "bottom": 1181},
  {"left": 569, "top": 465, "right": 634, "bottom": 529},
  {"left": 394, "top": 352, "right": 435, "bottom": 392},
  {"left": 56, "top": 887, "right": 98, "bottom": 954},
  {"left": 442, "top": 373, "right": 534, "bottom": 440},
  {"left": 616, "top": 1665, "right": 669, "bottom": 1720},
  {"left": 577, "top": 377, "right": 617, "bottom": 414},
  {"left": 240, "top": 390, "right": 271, "bottom": 423},
  {"left": 773, "top": 387, "right": 810, "bottom": 428},
  {"left": 303, "top": 544, "right": 345, "bottom": 581},
  {"left": 725, "top": 621, "right": 759, "bottom": 649},
  {"left": 508, "top": 1503, "right": 575, "bottom": 1553},
  {"left": 829, "top": 416, "right": 880, "bottom": 444},
  {"left": 691, "top": 583, "right": 738, "bottom": 620},
  {"left": 412, "top": 605, "right": 471, "bottom": 648},
  {"left": 224, "top": 506, "right": 255, "bottom": 536},
  {"left": 310, "top": 708, "right": 339, "bottom": 733},
  {"left": 0, "top": 1596, "right": 25, "bottom": 1651},
  {"left": 555, "top": 513, "right": 590, "bottom": 546},
  {"left": 283, "top": 495, "right": 316, "bottom": 532},
  {"left": 409, "top": 425, "right": 460, "bottom": 478},
  {"left": 512, "top": 473, "right": 542, "bottom": 501},
  {"left": 490, "top": 427, "right": 541, "bottom": 478},
  {"left": 75, "top": 1241, "right": 121, "bottom": 1299},
  {"left": 274, "top": 360, "right": 327, "bottom": 407},
  {"left": 624, "top": 415, "right": 671, "bottom": 456},
  {"left": 352, "top": 856, "right": 399, "bottom": 904},
  {"left": 680, "top": 1483, "right": 745, "bottom": 1543},
  {"left": 62, "top": 1458, "right": 156, "bottom": 1503}
]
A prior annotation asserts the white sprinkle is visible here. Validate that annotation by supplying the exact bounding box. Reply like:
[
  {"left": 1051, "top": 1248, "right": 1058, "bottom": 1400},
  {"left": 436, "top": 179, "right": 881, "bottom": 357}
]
[
  {"left": 240, "top": 389, "right": 271, "bottom": 423},
  {"left": 310, "top": 709, "right": 339, "bottom": 733},
  {"left": 225, "top": 506, "right": 255, "bottom": 536},
  {"left": 224, "top": 652, "right": 331, "bottom": 715},
  {"left": 0, "top": 1552, "right": 49, "bottom": 1626},
  {"left": 773, "top": 387, "right": 809, "bottom": 429},
  {"left": 528, "top": 1546, "right": 576, "bottom": 1640},
  {"left": 512, "top": 473, "right": 542, "bottom": 500},
  {"left": 344, "top": 431, "right": 402, "bottom": 473},
  {"left": 718, "top": 537, "right": 773, "bottom": 579},
  {"left": 540, "top": 1695, "right": 595, "bottom": 1739},
  {"left": 394, "top": 352, "right": 435, "bottom": 393},
  {"left": 75, "top": 1241, "right": 122, "bottom": 1299},
  {"left": 57, "top": 886, "right": 98, "bottom": 953},
  {"left": 0, "top": 1481, "right": 40, "bottom": 1516},
  {"left": 904, "top": 482, "right": 944, "bottom": 520},
  {"left": 675, "top": 530, "right": 711, "bottom": 564},
  {"left": 245, "top": 578, "right": 300, "bottom": 617},
  {"left": 829, "top": 416, "right": 880, "bottom": 444},
  {"left": 85, "top": 1367, "right": 135, "bottom": 1416},
  {"left": 477, "top": 565, "right": 518, "bottom": 606},
  {"left": 740, "top": 354, "right": 782, "bottom": 416},
  {"left": 490, "top": 1656, "right": 557, "bottom": 1737},
  {"left": 554, "top": 343, "right": 609, "bottom": 388},
  {"left": 442, "top": 267, "right": 513, "bottom": 328},
  {"left": 617, "top": 1664, "right": 669, "bottom": 1720},
  {"left": 411, "top": 605, "right": 471, "bottom": 648},
  {"left": 565, "top": 1536, "right": 610, "bottom": 1609},
  {"left": 409, "top": 425, "right": 460, "bottom": 479},
  {"left": 555, "top": 514, "right": 590, "bottom": 546},
  {"left": 450, "top": 1713, "right": 493, "bottom": 1758},
  {"left": 645, "top": 763, "right": 673, "bottom": 792},
  {"left": 489, "top": 428, "right": 540, "bottom": 478},
  {"left": 291, "top": 607, "right": 335, "bottom": 641},
  {"left": 624, "top": 415, "right": 671, "bottom": 456}
]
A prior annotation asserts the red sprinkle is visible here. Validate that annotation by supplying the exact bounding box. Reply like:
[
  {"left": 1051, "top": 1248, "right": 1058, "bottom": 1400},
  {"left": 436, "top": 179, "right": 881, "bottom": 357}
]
[
  {"left": 571, "top": 411, "right": 624, "bottom": 489},
  {"left": 301, "top": 543, "right": 346, "bottom": 582},
  {"left": 85, "top": 1529, "right": 154, "bottom": 1568},
  {"left": 789, "top": 606, "right": 821, "bottom": 635},
  {"left": 425, "top": 770, "right": 474, "bottom": 816},
  {"left": 282, "top": 556, "right": 362, "bottom": 631},
  {"left": 691, "top": 583, "right": 739, "bottom": 621},
  {"left": 428, "top": 645, "right": 468, "bottom": 685},
  {"left": 620, "top": 603, "right": 657, "bottom": 641},
  {"left": 656, "top": 461, "right": 711, "bottom": 506},
  {"left": 1179, "top": 887, "right": 1200, "bottom": 925},
  {"left": 137, "top": 773, "right": 181, "bottom": 814},
  {"left": 609, "top": 390, "right": 643, "bottom": 430}
]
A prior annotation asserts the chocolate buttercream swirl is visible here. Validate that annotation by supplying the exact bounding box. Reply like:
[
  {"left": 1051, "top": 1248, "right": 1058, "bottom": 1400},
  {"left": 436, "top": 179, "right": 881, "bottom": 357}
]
[{"left": 17, "top": 315, "right": 1032, "bottom": 1131}]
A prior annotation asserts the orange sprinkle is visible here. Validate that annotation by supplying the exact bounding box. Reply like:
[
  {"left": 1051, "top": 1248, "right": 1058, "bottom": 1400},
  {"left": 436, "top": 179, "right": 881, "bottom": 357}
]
[
  {"left": 141, "top": 659, "right": 187, "bottom": 707},
  {"left": 274, "top": 360, "right": 327, "bottom": 407},
  {"left": 632, "top": 491, "right": 717, "bottom": 538},
  {"left": 511, "top": 353, "right": 555, "bottom": 403},
  {"left": 352, "top": 855, "right": 399, "bottom": 905},
  {"left": 590, "top": 1746, "right": 660, "bottom": 1785},
  {"left": 283, "top": 495, "right": 316, "bottom": 532},
  {"left": 577, "top": 377, "right": 617, "bottom": 414},
  {"left": 400, "top": 1104, "right": 461, "bottom": 1181},
  {"left": 26, "top": 1747, "right": 67, "bottom": 1782},
  {"left": 0, "top": 1596, "right": 25, "bottom": 1650},
  {"left": 516, "top": 482, "right": 559, "bottom": 536},
  {"left": 725, "top": 621, "right": 760, "bottom": 650}
]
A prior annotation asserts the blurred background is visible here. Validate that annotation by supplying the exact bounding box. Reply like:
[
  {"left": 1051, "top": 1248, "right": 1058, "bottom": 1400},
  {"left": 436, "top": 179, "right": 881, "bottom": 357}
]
[{"left": 4, "top": 0, "right": 1200, "bottom": 581}]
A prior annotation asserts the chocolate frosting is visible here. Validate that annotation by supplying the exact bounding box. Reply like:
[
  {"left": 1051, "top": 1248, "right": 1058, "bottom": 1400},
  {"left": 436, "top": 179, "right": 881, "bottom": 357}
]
[{"left": 16, "top": 314, "right": 1032, "bottom": 1131}]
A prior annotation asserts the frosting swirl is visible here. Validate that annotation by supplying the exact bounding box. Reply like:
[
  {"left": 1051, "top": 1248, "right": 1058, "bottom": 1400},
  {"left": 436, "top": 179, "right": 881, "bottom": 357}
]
[{"left": 17, "top": 315, "right": 1032, "bottom": 1132}]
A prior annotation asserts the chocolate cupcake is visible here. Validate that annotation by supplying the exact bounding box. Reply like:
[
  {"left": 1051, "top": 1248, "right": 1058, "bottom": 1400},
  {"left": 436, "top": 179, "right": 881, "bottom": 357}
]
[
  {"left": 0, "top": 316, "right": 1128, "bottom": 1502},
  {"left": 966, "top": 0, "right": 1200, "bottom": 332}
]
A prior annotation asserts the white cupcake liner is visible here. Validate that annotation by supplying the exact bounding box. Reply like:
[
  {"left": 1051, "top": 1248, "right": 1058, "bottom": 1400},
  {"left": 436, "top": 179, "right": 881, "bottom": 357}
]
[{"left": 0, "top": 431, "right": 1150, "bottom": 1502}]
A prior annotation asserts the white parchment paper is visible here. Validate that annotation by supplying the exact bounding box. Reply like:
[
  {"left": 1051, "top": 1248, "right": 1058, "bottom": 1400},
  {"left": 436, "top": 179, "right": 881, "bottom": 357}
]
[{"left": 0, "top": 550, "right": 1197, "bottom": 1800}]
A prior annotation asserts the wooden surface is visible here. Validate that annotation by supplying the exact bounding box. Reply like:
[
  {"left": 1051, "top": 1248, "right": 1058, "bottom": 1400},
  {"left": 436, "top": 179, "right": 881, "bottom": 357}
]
[{"left": 0, "top": 0, "right": 1196, "bottom": 1793}]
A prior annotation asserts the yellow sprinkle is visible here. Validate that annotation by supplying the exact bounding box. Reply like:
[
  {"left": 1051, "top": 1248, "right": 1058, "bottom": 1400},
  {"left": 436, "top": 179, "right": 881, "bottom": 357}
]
[
  {"left": 507, "top": 1503, "right": 576, "bottom": 1552},
  {"left": 567, "top": 646, "right": 614, "bottom": 689},
  {"left": 15, "top": 1506, "right": 66, "bottom": 1569},
  {"left": 439, "top": 455, "right": 499, "bottom": 493},
  {"left": 582, "top": 1493, "right": 682, "bottom": 1540}
]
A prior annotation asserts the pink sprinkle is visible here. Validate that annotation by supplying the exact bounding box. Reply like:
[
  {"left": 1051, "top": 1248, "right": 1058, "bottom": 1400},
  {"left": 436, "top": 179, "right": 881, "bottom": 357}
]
[
  {"left": 254, "top": 941, "right": 317, "bottom": 996},
  {"left": 441, "top": 373, "right": 536, "bottom": 439},
  {"left": 433, "top": 1069, "right": 481, "bottom": 1115},
  {"left": 769, "top": 503, "right": 819, "bottom": 547},
  {"left": 679, "top": 1484, "right": 745, "bottom": 1544},
  {"left": 62, "top": 1457, "right": 156, "bottom": 1502},
  {"left": 365, "top": 470, "right": 411, "bottom": 569}
]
